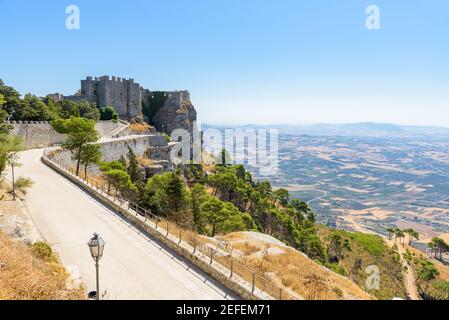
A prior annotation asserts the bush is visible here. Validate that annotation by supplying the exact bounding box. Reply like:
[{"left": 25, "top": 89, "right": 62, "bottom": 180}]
[
  {"left": 328, "top": 263, "right": 348, "bottom": 276},
  {"left": 14, "top": 177, "right": 34, "bottom": 194},
  {"left": 163, "top": 133, "right": 171, "bottom": 143},
  {"left": 100, "top": 106, "right": 118, "bottom": 121},
  {"left": 31, "top": 241, "right": 55, "bottom": 262}
]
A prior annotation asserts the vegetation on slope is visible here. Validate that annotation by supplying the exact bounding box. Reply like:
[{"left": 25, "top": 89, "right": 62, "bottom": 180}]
[
  {"left": 403, "top": 243, "right": 449, "bottom": 300},
  {"left": 143, "top": 91, "right": 168, "bottom": 124},
  {"left": 90, "top": 148, "right": 417, "bottom": 300},
  {"left": 0, "top": 231, "right": 84, "bottom": 299},
  {"left": 219, "top": 231, "right": 372, "bottom": 300},
  {"left": 318, "top": 227, "right": 407, "bottom": 300}
]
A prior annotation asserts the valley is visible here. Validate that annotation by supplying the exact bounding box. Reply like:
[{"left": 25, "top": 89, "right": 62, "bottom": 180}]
[{"left": 266, "top": 133, "right": 449, "bottom": 242}]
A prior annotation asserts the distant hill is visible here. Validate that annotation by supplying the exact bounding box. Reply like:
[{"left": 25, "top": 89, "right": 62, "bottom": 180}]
[{"left": 202, "top": 122, "right": 449, "bottom": 138}]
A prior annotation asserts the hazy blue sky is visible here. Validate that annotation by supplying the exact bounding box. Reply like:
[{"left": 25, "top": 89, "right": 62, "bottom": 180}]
[{"left": 0, "top": 0, "right": 448, "bottom": 126}]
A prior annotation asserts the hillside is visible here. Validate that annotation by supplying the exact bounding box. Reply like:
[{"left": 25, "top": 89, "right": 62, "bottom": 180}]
[
  {"left": 317, "top": 227, "right": 407, "bottom": 300},
  {"left": 403, "top": 245, "right": 449, "bottom": 299},
  {"left": 217, "top": 231, "right": 372, "bottom": 300}
]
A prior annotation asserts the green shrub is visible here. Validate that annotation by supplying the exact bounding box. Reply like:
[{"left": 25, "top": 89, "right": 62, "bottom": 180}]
[
  {"left": 163, "top": 133, "right": 171, "bottom": 143},
  {"left": 327, "top": 262, "right": 348, "bottom": 276},
  {"left": 31, "top": 241, "right": 55, "bottom": 262},
  {"left": 14, "top": 177, "right": 34, "bottom": 194},
  {"left": 100, "top": 106, "right": 118, "bottom": 121}
]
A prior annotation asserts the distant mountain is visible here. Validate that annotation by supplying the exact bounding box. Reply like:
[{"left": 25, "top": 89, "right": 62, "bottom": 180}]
[{"left": 202, "top": 122, "right": 449, "bottom": 138}]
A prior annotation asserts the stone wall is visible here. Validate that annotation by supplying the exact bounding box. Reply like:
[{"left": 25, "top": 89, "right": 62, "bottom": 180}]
[
  {"left": 8, "top": 121, "right": 67, "bottom": 149},
  {"left": 80, "top": 76, "right": 142, "bottom": 118},
  {"left": 8, "top": 121, "right": 123, "bottom": 149},
  {"left": 97, "top": 135, "right": 170, "bottom": 162},
  {"left": 51, "top": 134, "right": 172, "bottom": 165}
]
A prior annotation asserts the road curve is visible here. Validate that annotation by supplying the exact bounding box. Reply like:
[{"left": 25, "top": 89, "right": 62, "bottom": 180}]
[{"left": 12, "top": 149, "right": 235, "bottom": 300}]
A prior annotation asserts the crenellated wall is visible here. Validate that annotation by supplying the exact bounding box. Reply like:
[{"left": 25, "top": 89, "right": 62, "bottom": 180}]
[
  {"left": 8, "top": 121, "right": 67, "bottom": 149},
  {"left": 80, "top": 76, "right": 142, "bottom": 118},
  {"left": 7, "top": 120, "right": 124, "bottom": 149}
]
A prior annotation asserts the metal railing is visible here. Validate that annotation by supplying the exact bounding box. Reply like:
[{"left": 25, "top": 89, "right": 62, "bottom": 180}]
[{"left": 42, "top": 147, "right": 297, "bottom": 300}]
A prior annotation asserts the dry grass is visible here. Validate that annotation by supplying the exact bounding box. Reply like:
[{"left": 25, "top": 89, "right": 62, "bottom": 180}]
[
  {"left": 0, "top": 231, "right": 85, "bottom": 300},
  {"left": 220, "top": 232, "right": 373, "bottom": 300},
  {"left": 137, "top": 156, "right": 158, "bottom": 167},
  {"left": 129, "top": 123, "right": 152, "bottom": 133}
]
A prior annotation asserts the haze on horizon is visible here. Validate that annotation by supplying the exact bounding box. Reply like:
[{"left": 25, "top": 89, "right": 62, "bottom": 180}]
[{"left": 0, "top": 0, "right": 448, "bottom": 127}]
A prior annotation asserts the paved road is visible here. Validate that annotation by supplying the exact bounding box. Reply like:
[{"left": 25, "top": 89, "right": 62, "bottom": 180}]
[{"left": 10, "top": 149, "right": 235, "bottom": 300}]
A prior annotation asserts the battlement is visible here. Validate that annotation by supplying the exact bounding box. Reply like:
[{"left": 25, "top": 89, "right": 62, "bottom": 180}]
[
  {"left": 6, "top": 120, "right": 51, "bottom": 124},
  {"left": 85, "top": 75, "right": 134, "bottom": 84}
]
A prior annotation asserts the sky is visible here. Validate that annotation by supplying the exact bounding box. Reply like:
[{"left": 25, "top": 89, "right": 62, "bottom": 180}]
[{"left": 0, "top": 0, "right": 448, "bottom": 126}]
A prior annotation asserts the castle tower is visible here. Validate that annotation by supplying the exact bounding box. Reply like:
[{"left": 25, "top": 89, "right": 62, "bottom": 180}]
[{"left": 80, "top": 76, "right": 142, "bottom": 118}]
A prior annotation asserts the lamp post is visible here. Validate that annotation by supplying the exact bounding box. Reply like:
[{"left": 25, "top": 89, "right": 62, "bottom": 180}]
[{"left": 87, "top": 233, "right": 105, "bottom": 300}]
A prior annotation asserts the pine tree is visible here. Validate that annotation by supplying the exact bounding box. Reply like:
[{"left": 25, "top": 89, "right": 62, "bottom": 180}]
[{"left": 127, "top": 146, "right": 141, "bottom": 183}]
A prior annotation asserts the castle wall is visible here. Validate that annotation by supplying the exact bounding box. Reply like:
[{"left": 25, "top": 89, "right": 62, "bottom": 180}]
[
  {"left": 80, "top": 76, "right": 142, "bottom": 118},
  {"left": 9, "top": 121, "right": 67, "bottom": 149},
  {"left": 8, "top": 121, "right": 122, "bottom": 149}
]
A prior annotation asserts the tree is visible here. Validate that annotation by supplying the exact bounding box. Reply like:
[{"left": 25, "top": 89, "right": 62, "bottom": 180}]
[
  {"left": 56, "top": 99, "right": 100, "bottom": 120},
  {"left": 77, "top": 100, "right": 100, "bottom": 120},
  {"left": 80, "top": 144, "right": 102, "bottom": 178},
  {"left": 99, "top": 106, "right": 118, "bottom": 121},
  {"left": 215, "top": 148, "right": 232, "bottom": 166},
  {"left": 0, "top": 135, "right": 23, "bottom": 175},
  {"left": 273, "top": 188, "right": 290, "bottom": 207},
  {"left": 126, "top": 146, "right": 141, "bottom": 183},
  {"left": 410, "top": 230, "right": 420, "bottom": 245},
  {"left": 0, "top": 93, "right": 11, "bottom": 136},
  {"left": 99, "top": 161, "right": 126, "bottom": 193},
  {"left": 428, "top": 237, "right": 449, "bottom": 260},
  {"left": 199, "top": 197, "right": 247, "bottom": 237},
  {"left": 404, "top": 228, "right": 419, "bottom": 245},
  {"left": 144, "top": 172, "right": 191, "bottom": 222},
  {"left": 106, "top": 169, "right": 137, "bottom": 196},
  {"left": 191, "top": 183, "right": 208, "bottom": 231},
  {"left": 326, "top": 233, "right": 352, "bottom": 265},
  {"left": 0, "top": 79, "right": 21, "bottom": 118},
  {"left": 386, "top": 227, "right": 395, "bottom": 240},
  {"left": 51, "top": 117, "right": 99, "bottom": 176},
  {"left": 118, "top": 155, "right": 127, "bottom": 170},
  {"left": 432, "top": 280, "right": 449, "bottom": 300},
  {"left": 165, "top": 172, "right": 191, "bottom": 221},
  {"left": 255, "top": 180, "right": 272, "bottom": 198},
  {"left": 394, "top": 228, "right": 405, "bottom": 244},
  {"left": 57, "top": 100, "right": 80, "bottom": 119},
  {"left": 306, "top": 236, "right": 326, "bottom": 262},
  {"left": 415, "top": 259, "right": 439, "bottom": 294}
]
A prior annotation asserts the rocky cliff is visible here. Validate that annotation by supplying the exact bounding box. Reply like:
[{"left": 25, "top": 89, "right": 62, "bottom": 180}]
[{"left": 143, "top": 90, "right": 197, "bottom": 136}]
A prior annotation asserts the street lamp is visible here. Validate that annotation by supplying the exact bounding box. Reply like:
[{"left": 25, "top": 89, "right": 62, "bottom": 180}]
[{"left": 87, "top": 233, "right": 105, "bottom": 300}]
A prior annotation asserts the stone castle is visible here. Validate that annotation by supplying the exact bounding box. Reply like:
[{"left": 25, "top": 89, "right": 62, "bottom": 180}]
[{"left": 57, "top": 76, "right": 197, "bottom": 135}]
